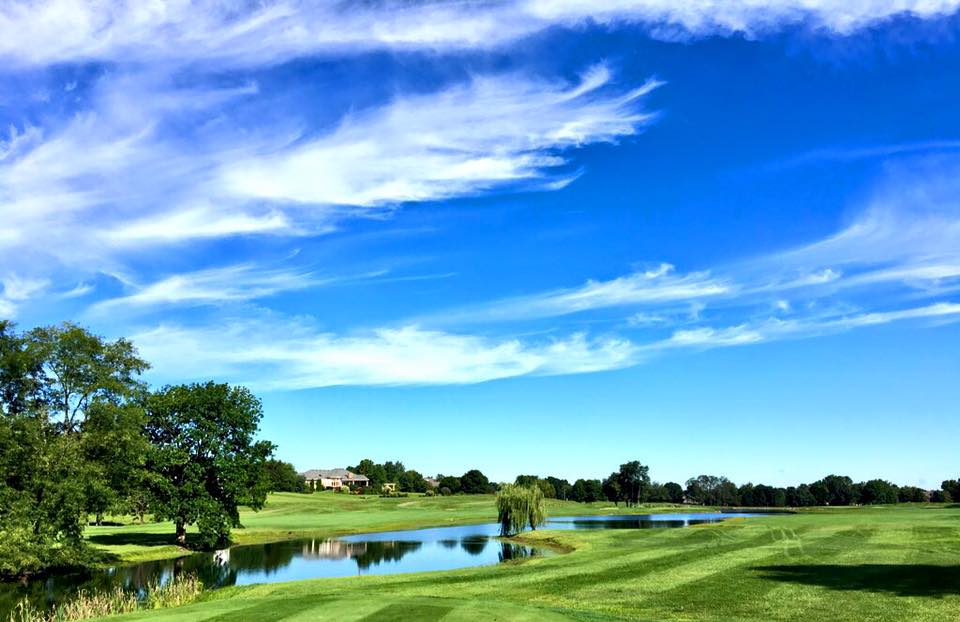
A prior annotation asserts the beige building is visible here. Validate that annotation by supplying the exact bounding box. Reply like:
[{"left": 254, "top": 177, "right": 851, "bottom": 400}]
[{"left": 302, "top": 468, "right": 370, "bottom": 490}]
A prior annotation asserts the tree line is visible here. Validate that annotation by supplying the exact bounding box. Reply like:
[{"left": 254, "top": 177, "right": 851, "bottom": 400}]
[
  {"left": 0, "top": 322, "right": 274, "bottom": 577},
  {"left": 514, "top": 468, "right": 949, "bottom": 507},
  {"left": 268, "top": 454, "right": 955, "bottom": 509}
]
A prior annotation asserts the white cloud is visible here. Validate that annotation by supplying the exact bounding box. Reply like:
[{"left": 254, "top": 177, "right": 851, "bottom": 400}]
[
  {"left": 90, "top": 265, "right": 332, "bottom": 313},
  {"left": 221, "top": 66, "right": 660, "bottom": 206},
  {"left": 131, "top": 321, "right": 638, "bottom": 389},
  {"left": 0, "top": 274, "right": 48, "bottom": 318},
  {"left": 0, "top": 65, "right": 657, "bottom": 280},
  {"left": 126, "top": 299, "right": 960, "bottom": 389},
  {"left": 649, "top": 301, "right": 960, "bottom": 352},
  {"left": 2, "top": 1, "right": 958, "bottom": 67},
  {"left": 433, "top": 263, "right": 730, "bottom": 324}
]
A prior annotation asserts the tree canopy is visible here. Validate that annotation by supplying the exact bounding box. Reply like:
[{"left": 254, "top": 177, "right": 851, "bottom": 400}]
[{"left": 144, "top": 382, "right": 274, "bottom": 548}]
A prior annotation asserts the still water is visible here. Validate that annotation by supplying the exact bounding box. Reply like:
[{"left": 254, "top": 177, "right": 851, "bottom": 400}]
[{"left": 0, "top": 512, "right": 762, "bottom": 614}]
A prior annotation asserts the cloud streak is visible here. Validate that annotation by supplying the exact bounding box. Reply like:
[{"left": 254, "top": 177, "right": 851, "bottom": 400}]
[
  {"left": 0, "top": 65, "right": 658, "bottom": 280},
  {"left": 132, "top": 321, "right": 639, "bottom": 389},
  {"left": 2, "top": 1, "right": 959, "bottom": 67}
]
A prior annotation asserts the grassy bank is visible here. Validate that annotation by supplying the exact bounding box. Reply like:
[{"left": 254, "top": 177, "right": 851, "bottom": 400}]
[
  {"left": 86, "top": 492, "right": 693, "bottom": 564},
  {"left": 88, "top": 498, "right": 960, "bottom": 621}
]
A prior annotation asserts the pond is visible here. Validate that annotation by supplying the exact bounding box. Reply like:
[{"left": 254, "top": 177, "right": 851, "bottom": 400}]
[{"left": 0, "top": 512, "right": 764, "bottom": 615}]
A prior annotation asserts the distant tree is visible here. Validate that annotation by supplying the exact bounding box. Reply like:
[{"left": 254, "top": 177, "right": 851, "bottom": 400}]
[
  {"left": 896, "top": 486, "right": 926, "bottom": 503},
  {"left": 383, "top": 460, "right": 406, "bottom": 483},
  {"left": 941, "top": 479, "right": 960, "bottom": 501},
  {"left": 496, "top": 484, "right": 546, "bottom": 536},
  {"left": 931, "top": 490, "right": 952, "bottom": 503},
  {"left": 583, "top": 479, "right": 604, "bottom": 503},
  {"left": 602, "top": 473, "right": 621, "bottom": 504},
  {"left": 536, "top": 479, "right": 556, "bottom": 499},
  {"left": 617, "top": 461, "right": 651, "bottom": 506},
  {"left": 460, "top": 469, "right": 491, "bottom": 494},
  {"left": 860, "top": 479, "right": 899, "bottom": 505},
  {"left": 663, "top": 482, "right": 685, "bottom": 504},
  {"left": 786, "top": 485, "right": 817, "bottom": 507},
  {"left": 738, "top": 483, "right": 756, "bottom": 507},
  {"left": 438, "top": 475, "right": 461, "bottom": 494},
  {"left": 351, "top": 459, "right": 387, "bottom": 488},
  {"left": 810, "top": 475, "right": 858, "bottom": 506},
  {"left": 514, "top": 474, "right": 539, "bottom": 488},
  {"left": 263, "top": 459, "right": 306, "bottom": 493},
  {"left": 400, "top": 469, "right": 428, "bottom": 493},
  {"left": 685, "top": 475, "right": 737, "bottom": 506},
  {"left": 570, "top": 479, "right": 587, "bottom": 503},
  {"left": 145, "top": 382, "right": 274, "bottom": 548},
  {"left": 546, "top": 477, "right": 572, "bottom": 500}
]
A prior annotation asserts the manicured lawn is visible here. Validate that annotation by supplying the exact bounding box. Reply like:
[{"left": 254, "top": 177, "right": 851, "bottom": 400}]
[{"left": 90, "top": 497, "right": 960, "bottom": 621}]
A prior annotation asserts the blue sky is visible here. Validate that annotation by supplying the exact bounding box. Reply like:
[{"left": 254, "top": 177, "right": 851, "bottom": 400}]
[{"left": 2, "top": 2, "right": 960, "bottom": 487}]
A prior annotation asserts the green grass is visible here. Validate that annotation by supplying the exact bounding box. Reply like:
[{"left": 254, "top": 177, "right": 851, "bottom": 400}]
[{"left": 88, "top": 497, "right": 960, "bottom": 621}]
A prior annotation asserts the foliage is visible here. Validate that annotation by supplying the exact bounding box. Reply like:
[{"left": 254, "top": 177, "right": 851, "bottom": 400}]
[
  {"left": 860, "top": 479, "right": 900, "bottom": 505},
  {"left": 616, "top": 461, "right": 651, "bottom": 506},
  {"left": 144, "top": 382, "right": 274, "bottom": 549},
  {"left": 496, "top": 484, "right": 546, "bottom": 536},
  {"left": 662, "top": 482, "right": 684, "bottom": 504},
  {"left": 0, "top": 322, "right": 146, "bottom": 576},
  {"left": 399, "top": 470, "right": 428, "bottom": 493},
  {"left": 27, "top": 323, "right": 149, "bottom": 434},
  {"left": 685, "top": 475, "right": 739, "bottom": 506},
  {"left": 941, "top": 479, "right": 960, "bottom": 501},
  {"left": 438, "top": 476, "right": 461, "bottom": 494},
  {"left": 545, "top": 476, "right": 572, "bottom": 500},
  {"left": 6, "top": 574, "right": 203, "bottom": 622},
  {"left": 460, "top": 469, "right": 491, "bottom": 494},
  {"left": 263, "top": 460, "right": 307, "bottom": 493}
]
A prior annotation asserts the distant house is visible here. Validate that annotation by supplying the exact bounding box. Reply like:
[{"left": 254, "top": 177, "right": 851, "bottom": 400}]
[
  {"left": 301, "top": 468, "right": 370, "bottom": 490},
  {"left": 424, "top": 477, "right": 439, "bottom": 489}
]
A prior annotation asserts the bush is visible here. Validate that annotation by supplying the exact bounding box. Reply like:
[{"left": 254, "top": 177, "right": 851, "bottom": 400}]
[
  {"left": 439, "top": 486, "right": 452, "bottom": 496},
  {"left": 424, "top": 489, "right": 436, "bottom": 497}
]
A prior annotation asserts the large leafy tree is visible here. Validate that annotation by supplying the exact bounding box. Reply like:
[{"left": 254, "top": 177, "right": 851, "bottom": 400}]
[
  {"left": 28, "top": 323, "right": 148, "bottom": 434},
  {"left": 617, "top": 461, "right": 651, "bottom": 506},
  {"left": 145, "top": 382, "right": 274, "bottom": 548},
  {"left": 1, "top": 322, "right": 148, "bottom": 574}
]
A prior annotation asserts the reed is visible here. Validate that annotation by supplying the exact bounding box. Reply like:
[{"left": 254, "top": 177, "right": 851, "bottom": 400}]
[{"left": 6, "top": 574, "right": 204, "bottom": 622}]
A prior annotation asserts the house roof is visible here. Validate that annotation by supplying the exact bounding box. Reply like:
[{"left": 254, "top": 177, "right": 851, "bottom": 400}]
[{"left": 301, "top": 468, "right": 370, "bottom": 482}]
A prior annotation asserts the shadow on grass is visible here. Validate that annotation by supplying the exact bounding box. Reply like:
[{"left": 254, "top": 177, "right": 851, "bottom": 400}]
[
  {"left": 87, "top": 531, "right": 200, "bottom": 549},
  {"left": 755, "top": 564, "right": 960, "bottom": 597}
]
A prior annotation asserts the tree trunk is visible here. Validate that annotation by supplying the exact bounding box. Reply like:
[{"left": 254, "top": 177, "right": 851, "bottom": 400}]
[{"left": 175, "top": 521, "right": 187, "bottom": 546}]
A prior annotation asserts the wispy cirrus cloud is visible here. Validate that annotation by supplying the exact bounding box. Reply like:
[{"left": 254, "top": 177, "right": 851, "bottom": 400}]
[
  {"left": 0, "top": 274, "right": 48, "bottom": 318},
  {"left": 430, "top": 161, "right": 960, "bottom": 328},
  {"left": 125, "top": 298, "right": 960, "bottom": 389},
  {"left": 2, "top": 1, "right": 958, "bottom": 68},
  {"left": 433, "top": 263, "right": 730, "bottom": 324},
  {"left": 89, "top": 265, "right": 325, "bottom": 313},
  {"left": 222, "top": 65, "right": 660, "bottom": 207},
  {"left": 132, "top": 320, "right": 639, "bottom": 390},
  {"left": 648, "top": 301, "right": 960, "bottom": 352},
  {"left": 0, "top": 65, "right": 658, "bottom": 276}
]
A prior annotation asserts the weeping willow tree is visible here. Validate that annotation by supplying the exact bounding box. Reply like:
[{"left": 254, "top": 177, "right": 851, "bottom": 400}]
[{"left": 497, "top": 484, "right": 546, "bottom": 536}]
